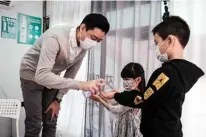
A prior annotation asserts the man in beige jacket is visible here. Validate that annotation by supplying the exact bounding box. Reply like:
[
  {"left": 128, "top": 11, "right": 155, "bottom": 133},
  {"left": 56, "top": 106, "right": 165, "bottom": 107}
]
[{"left": 20, "top": 13, "right": 110, "bottom": 137}]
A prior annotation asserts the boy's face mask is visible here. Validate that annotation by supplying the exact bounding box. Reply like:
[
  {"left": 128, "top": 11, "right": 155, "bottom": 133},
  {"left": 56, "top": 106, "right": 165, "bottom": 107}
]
[
  {"left": 154, "top": 35, "right": 173, "bottom": 62},
  {"left": 155, "top": 40, "right": 171, "bottom": 62}
]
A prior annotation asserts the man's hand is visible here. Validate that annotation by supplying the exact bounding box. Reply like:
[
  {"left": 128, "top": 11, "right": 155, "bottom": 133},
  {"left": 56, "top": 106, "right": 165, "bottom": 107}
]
[
  {"left": 90, "top": 94, "right": 101, "bottom": 101},
  {"left": 45, "top": 100, "right": 60, "bottom": 121},
  {"left": 79, "top": 79, "right": 105, "bottom": 95},
  {"left": 100, "top": 90, "right": 119, "bottom": 100}
]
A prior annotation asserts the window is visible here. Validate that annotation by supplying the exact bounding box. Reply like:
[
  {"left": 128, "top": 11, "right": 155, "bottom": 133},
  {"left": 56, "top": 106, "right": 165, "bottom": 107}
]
[{"left": 90, "top": 1, "right": 162, "bottom": 88}]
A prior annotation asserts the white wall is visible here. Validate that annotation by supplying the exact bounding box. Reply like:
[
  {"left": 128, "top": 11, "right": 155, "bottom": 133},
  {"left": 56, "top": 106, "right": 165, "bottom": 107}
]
[
  {"left": 0, "top": 1, "right": 43, "bottom": 137},
  {"left": 182, "top": 77, "right": 206, "bottom": 137},
  {"left": 170, "top": 1, "right": 206, "bottom": 137}
]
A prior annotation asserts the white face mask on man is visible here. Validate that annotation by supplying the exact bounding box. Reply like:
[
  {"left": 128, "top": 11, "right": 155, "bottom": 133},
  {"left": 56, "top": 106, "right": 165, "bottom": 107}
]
[
  {"left": 79, "top": 30, "right": 98, "bottom": 50},
  {"left": 155, "top": 40, "right": 171, "bottom": 62},
  {"left": 80, "top": 37, "right": 97, "bottom": 50}
]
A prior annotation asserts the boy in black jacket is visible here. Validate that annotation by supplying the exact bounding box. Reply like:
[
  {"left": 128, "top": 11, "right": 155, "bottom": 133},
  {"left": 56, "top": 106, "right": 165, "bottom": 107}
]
[{"left": 97, "top": 16, "right": 204, "bottom": 137}]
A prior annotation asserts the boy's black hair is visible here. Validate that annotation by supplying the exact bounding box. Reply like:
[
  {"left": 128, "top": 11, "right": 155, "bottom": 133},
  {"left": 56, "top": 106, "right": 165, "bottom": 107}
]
[{"left": 152, "top": 16, "right": 190, "bottom": 48}]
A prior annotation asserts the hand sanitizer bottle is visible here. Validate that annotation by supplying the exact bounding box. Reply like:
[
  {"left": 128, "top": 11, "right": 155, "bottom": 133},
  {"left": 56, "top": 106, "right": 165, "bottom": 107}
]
[{"left": 82, "top": 91, "right": 92, "bottom": 98}]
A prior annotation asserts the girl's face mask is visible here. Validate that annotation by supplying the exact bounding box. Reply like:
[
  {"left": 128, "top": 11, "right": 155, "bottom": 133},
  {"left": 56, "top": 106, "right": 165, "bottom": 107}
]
[
  {"left": 123, "top": 63, "right": 142, "bottom": 91},
  {"left": 123, "top": 77, "right": 140, "bottom": 91},
  {"left": 123, "top": 79, "right": 134, "bottom": 91}
]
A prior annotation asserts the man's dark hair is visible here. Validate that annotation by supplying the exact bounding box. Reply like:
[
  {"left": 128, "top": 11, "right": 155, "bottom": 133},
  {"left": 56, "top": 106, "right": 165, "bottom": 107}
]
[
  {"left": 121, "top": 62, "right": 145, "bottom": 91},
  {"left": 81, "top": 13, "right": 110, "bottom": 34},
  {"left": 152, "top": 16, "right": 190, "bottom": 48}
]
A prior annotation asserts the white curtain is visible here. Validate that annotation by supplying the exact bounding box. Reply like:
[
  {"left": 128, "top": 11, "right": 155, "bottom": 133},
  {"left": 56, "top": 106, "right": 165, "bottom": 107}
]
[
  {"left": 46, "top": 1, "right": 91, "bottom": 137},
  {"left": 85, "top": 1, "right": 162, "bottom": 137},
  {"left": 170, "top": 1, "right": 206, "bottom": 137},
  {"left": 47, "top": 1, "right": 91, "bottom": 28}
]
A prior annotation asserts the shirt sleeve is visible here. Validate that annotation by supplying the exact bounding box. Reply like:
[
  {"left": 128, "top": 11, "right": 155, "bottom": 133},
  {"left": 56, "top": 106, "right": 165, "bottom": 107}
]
[
  {"left": 35, "top": 36, "right": 80, "bottom": 90},
  {"left": 108, "top": 99, "right": 119, "bottom": 105},
  {"left": 114, "top": 67, "right": 172, "bottom": 108},
  {"left": 56, "top": 53, "right": 86, "bottom": 99},
  {"left": 107, "top": 103, "right": 133, "bottom": 115}
]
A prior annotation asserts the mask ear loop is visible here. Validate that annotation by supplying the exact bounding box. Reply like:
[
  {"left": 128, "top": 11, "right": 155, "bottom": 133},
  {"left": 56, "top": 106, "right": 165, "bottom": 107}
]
[
  {"left": 79, "top": 27, "right": 83, "bottom": 42},
  {"left": 159, "top": 37, "right": 172, "bottom": 55},
  {"left": 131, "top": 63, "right": 140, "bottom": 90},
  {"left": 132, "top": 63, "right": 144, "bottom": 81},
  {"left": 79, "top": 26, "right": 87, "bottom": 42}
]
